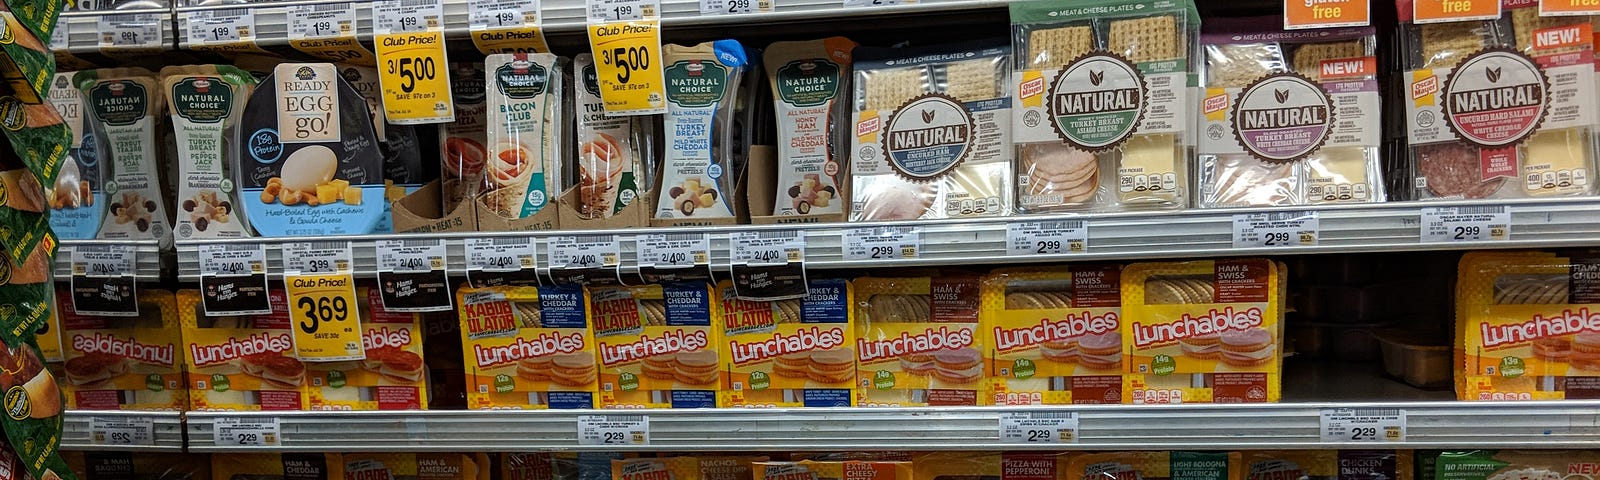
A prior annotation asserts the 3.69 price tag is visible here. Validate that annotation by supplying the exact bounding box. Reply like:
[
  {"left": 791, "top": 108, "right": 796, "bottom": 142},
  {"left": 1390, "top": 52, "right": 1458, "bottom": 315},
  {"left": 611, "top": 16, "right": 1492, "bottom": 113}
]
[
  {"left": 283, "top": 242, "right": 363, "bottom": 361},
  {"left": 374, "top": 0, "right": 455, "bottom": 124},
  {"left": 586, "top": 0, "right": 666, "bottom": 115}
]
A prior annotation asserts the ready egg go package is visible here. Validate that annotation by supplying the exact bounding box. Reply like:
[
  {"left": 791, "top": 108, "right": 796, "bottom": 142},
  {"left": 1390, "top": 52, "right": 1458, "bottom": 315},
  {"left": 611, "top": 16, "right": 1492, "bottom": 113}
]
[
  {"left": 1456, "top": 250, "right": 1600, "bottom": 400},
  {"left": 981, "top": 265, "right": 1123, "bottom": 405},
  {"left": 1401, "top": 0, "right": 1599, "bottom": 200},
  {"left": 1008, "top": 0, "right": 1197, "bottom": 213},
  {"left": 1121, "top": 258, "right": 1282, "bottom": 404}
]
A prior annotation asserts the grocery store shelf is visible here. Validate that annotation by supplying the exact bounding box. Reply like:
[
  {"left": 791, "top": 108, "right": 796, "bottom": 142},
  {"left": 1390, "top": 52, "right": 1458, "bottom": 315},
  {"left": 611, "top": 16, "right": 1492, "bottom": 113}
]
[
  {"left": 56, "top": 239, "right": 164, "bottom": 281},
  {"left": 60, "top": 411, "right": 187, "bottom": 451},
  {"left": 175, "top": 197, "right": 1600, "bottom": 282},
  {"left": 58, "top": 6, "right": 177, "bottom": 55}
]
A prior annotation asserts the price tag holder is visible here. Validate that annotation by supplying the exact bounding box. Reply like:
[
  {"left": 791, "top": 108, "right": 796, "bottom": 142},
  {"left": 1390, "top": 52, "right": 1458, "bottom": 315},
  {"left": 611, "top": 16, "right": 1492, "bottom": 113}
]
[
  {"left": 844, "top": 226, "right": 921, "bottom": 261},
  {"left": 98, "top": 13, "right": 162, "bottom": 51},
  {"left": 998, "top": 412, "right": 1078, "bottom": 444},
  {"left": 376, "top": 239, "right": 453, "bottom": 312},
  {"left": 287, "top": 3, "right": 379, "bottom": 65},
  {"left": 637, "top": 233, "right": 712, "bottom": 282},
  {"left": 466, "top": 237, "right": 541, "bottom": 288},
  {"left": 1232, "top": 211, "right": 1319, "bottom": 248},
  {"left": 50, "top": 20, "right": 68, "bottom": 51},
  {"left": 468, "top": 0, "right": 550, "bottom": 54},
  {"left": 577, "top": 414, "right": 649, "bottom": 446},
  {"left": 90, "top": 416, "right": 154, "bottom": 446},
  {"left": 586, "top": 0, "right": 667, "bottom": 115},
  {"left": 843, "top": 0, "right": 903, "bottom": 7},
  {"left": 699, "top": 0, "right": 772, "bottom": 15},
  {"left": 70, "top": 244, "right": 138, "bottom": 317},
  {"left": 373, "top": 0, "right": 455, "bottom": 124},
  {"left": 1006, "top": 220, "right": 1088, "bottom": 255},
  {"left": 197, "top": 243, "right": 272, "bottom": 316},
  {"left": 1320, "top": 408, "right": 1405, "bottom": 442},
  {"left": 729, "top": 231, "right": 808, "bottom": 301},
  {"left": 213, "top": 417, "right": 281, "bottom": 447},
  {"left": 548, "top": 235, "right": 621, "bottom": 285},
  {"left": 1421, "top": 206, "right": 1510, "bottom": 243},
  {"left": 282, "top": 242, "right": 363, "bottom": 361},
  {"left": 187, "top": 7, "right": 263, "bottom": 53}
]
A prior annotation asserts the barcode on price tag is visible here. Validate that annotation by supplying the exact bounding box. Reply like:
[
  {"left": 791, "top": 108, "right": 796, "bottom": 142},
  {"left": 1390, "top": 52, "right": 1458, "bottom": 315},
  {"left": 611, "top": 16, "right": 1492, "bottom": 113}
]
[
  {"left": 187, "top": 8, "right": 253, "bottom": 45},
  {"left": 199, "top": 244, "right": 266, "bottom": 277},
  {"left": 91, "top": 416, "right": 153, "bottom": 446},
  {"left": 699, "top": 0, "right": 771, "bottom": 15},
  {"left": 550, "top": 235, "right": 621, "bottom": 269},
  {"left": 732, "top": 231, "right": 804, "bottom": 266},
  {"left": 284, "top": 241, "right": 353, "bottom": 274},
  {"left": 844, "top": 226, "right": 921, "bottom": 261},
  {"left": 843, "top": 0, "right": 901, "bottom": 7},
  {"left": 213, "top": 417, "right": 280, "bottom": 447},
  {"left": 998, "top": 412, "right": 1078, "bottom": 443},
  {"left": 377, "top": 239, "right": 446, "bottom": 274},
  {"left": 467, "top": 237, "right": 536, "bottom": 272},
  {"left": 1421, "top": 206, "right": 1509, "bottom": 243},
  {"left": 588, "top": 0, "right": 657, "bottom": 22},
  {"left": 577, "top": 415, "right": 649, "bottom": 445},
  {"left": 73, "top": 244, "right": 135, "bottom": 278},
  {"left": 50, "top": 21, "right": 68, "bottom": 50},
  {"left": 373, "top": 0, "right": 443, "bottom": 34},
  {"left": 99, "top": 14, "right": 162, "bottom": 49},
  {"left": 470, "top": 0, "right": 539, "bottom": 28},
  {"left": 288, "top": 3, "right": 357, "bottom": 39},
  {"left": 1232, "top": 211, "right": 1318, "bottom": 248},
  {"left": 638, "top": 233, "right": 710, "bottom": 268},
  {"left": 1007, "top": 220, "right": 1088, "bottom": 255},
  {"left": 1320, "top": 408, "right": 1405, "bottom": 442}
]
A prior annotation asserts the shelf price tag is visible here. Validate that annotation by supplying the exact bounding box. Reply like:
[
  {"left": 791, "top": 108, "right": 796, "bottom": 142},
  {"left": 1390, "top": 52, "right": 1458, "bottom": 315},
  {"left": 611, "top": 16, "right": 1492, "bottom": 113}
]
[
  {"left": 998, "top": 412, "right": 1078, "bottom": 444},
  {"left": 586, "top": 0, "right": 667, "bottom": 115},
  {"left": 282, "top": 242, "right": 363, "bottom": 362},
  {"left": 187, "top": 8, "right": 263, "bottom": 53},
  {"left": 50, "top": 20, "right": 67, "bottom": 51},
  {"left": 376, "top": 239, "right": 453, "bottom": 312},
  {"left": 844, "top": 226, "right": 921, "bottom": 261},
  {"left": 468, "top": 0, "right": 550, "bottom": 54},
  {"left": 213, "top": 417, "right": 280, "bottom": 447},
  {"left": 1284, "top": 0, "right": 1368, "bottom": 29},
  {"left": 843, "top": 0, "right": 903, "bottom": 7},
  {"left": 198, "top": 243, "right": 272, "bottom": 316},
  {"left": 1007, "top": 220, "right": 1088, "bottom": 255},
  {"left": 637, "top": 233, "right": 712, "bottom": 282},
  {"left": 90, "top": 416, "right": 154, "bottom": 446},
  {"left": 578, "top": 415, "right": 649, "bottom": 446},
  {"left": 1421, "top": 206, "right": 1509, "bottom": 243},
  {"left": 70, "top": 244, "right": 138, "bottom": 317},
  {"left": 549, "top": 235, "right": 621, "bottom": 285},
  {"left": 730, "top": 231, "right": 808, "bottom": 301},
  {"left": 466, "top": 237, "right": 540, "bottom": 288},
  {"left": 373, "top": 0, "right": 456, "bottom": 124},
  {"left": 288, "top": 3, "right": 379, "bottom": 65},
  {"left": 1233, "top": 211, "right": 1318, "bottom": 248},
  {"left": 98, "top": 13, "right": 162, "bottom": 51},
  {"left": 1320, "top": 408, "right": 1405, "bottom": 442},
  {"left": 699, "top": 0, "right": 772, "bottom": 15}
]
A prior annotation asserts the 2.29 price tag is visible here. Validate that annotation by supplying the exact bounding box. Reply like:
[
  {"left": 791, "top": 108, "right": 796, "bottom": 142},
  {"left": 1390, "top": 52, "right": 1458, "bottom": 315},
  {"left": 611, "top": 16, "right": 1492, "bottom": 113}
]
[
  {"left": 214, "top": 417, "right": 280, "bottom": 447},
  {"left": 376, "top": 239, "right": 452, "bottom": 312},
  {"left": 1233, "top": 211, "right": 1318, "bottom": 248},
  {"left": 1007, "top": 220, "right": 1088, "bottom": 255},
  {"left": 1421, "top": 206, "right": 1509, "bottom": 243},
  {"left": 374, "top": 0, "right": 455, "bottom": 124},
  {"left": 844, "top": 226, "right": 920, "bottom": 260},
  {"left": 998, "top": 412, "right": 1078, "bottom": 444},
  {"left": 1320, "top": 408, "right": 1405, "bottom": 443},
  {"left": 466, "top": 237, "right": 540, "bottom": 288},
  {"left": 198, "top": 243, "right": 271, "bottom": 316},
  {"left": 577, "top": 415, "right": 649, "bottom": 445},
  {"left": 283, "top": 242, "right": 363, "bottom": 361},
  {"left": 91, "top": 416, "right": 154, "bottom": 446},
  {"left": 587, "top": 0, "right": 666, "bottom": 115}
]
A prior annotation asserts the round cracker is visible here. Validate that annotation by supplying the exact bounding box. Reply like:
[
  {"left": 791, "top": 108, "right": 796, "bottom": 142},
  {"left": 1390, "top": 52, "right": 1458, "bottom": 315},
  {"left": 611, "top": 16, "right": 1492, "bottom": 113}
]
[
  {"left": 1182, "top": 278, "right": 1217, "bottom": 304},
  {"left": 1145, "top": 279, "right": 1187, "bottom": 305}
]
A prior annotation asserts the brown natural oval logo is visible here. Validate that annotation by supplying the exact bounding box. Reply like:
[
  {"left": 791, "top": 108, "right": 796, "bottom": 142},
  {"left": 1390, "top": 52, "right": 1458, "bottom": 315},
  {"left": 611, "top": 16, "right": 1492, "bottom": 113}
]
[
  {"left": 1231, "top": 72, "right": 1334, "bottom": 163},
  {"left": 1443, "top": 48, "right": 1549, "bottom": 148},
  {"left": 1049, "top": 51, "right": 1144, "bottom": 152}
]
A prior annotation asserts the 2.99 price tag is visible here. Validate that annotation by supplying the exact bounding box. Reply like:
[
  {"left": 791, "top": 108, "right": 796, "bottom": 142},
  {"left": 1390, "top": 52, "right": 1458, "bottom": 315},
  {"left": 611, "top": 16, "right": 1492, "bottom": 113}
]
[
  {"left": 586, "top": 0, "right": 666, "bottom": 115},
  {"left": 214, "top": 417, "right": 280, "bottom": 447},
  {"left": 375, "top": 239, "right": 452, "bottom": 312},
  {"left": 1421, "top": 206, "right": 1509, "bottom": 243},
  {"left": 998, "top": 412, "right": 1078, "bottom": 444},
  {"left": 374, "top": 0, "right": 455, "bottom": 124},
  {"left": 699, "top": 0, "right": 771, "bottom": 15},
  {"left": 197, "top": 243, "right": 271, "bottom": 316},
  {"left": 844, "top": 226, "right": 920, "bottom": 261},
  {"left": 577, "top": 415, "right": 649, "bottom": 445},
  {"left": 1232, "top": 211, "right": 1318, "bottom": 248},
  {"left": 1007, "top": 220, "right": 1088, "bottom": 255},
  {"left": 1320, "top": 408, "right": 1405, "bottom": 443},
  {"left": 283, "top": 242, "right": 363, "bottom": 361},
  {"left": 91, "top": 416, "right": 154, "bottom": 446},
  {"left": 70, "top": 244, "right": 138, "bottom": 317},
  {"left": 466, "top": 237, "right": 540, "bottom": 288}
]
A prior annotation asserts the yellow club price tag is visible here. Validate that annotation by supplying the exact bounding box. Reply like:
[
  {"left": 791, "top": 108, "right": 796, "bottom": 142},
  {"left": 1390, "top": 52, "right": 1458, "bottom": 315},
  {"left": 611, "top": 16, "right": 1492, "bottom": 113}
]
[
  {"left": 288, "top": 3, "right": 379, "bottom": 65},
  {"left": 285, "top": 273, "right": 365, "bottom": 361},
  {"left": 293, "top": 37, "right": 380, "bottom": 65},
  {"left": 469, "top": 0, "right": 550, "bottom": 54},
  {"left": 472, "top": 27, "right": 551, "bottom": 55},
  {"left": 376, "top": 30, "right": 456, "bottom": 124},
  {"left": 587, "top": 20, "right": 667, "bottom": 115}
]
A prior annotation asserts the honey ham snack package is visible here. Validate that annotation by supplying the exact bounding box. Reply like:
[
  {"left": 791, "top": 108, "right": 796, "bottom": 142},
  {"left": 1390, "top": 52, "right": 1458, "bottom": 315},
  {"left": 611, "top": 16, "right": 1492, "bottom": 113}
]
[
  {"left": 591, "top": 282, "right": 721, "bottom": 408},
  {"left": 854, "top": 275, "right": 988, "bottom": 406},
  {"left": 458, "top": 285, "right": 596, "bottom": 409},
  {"left": 765, "top": 38, "right": 856, "bottom": 220},
  {"left": 982, "top": 265, "right": 1124, "bottom": 405},
  {"left": 1122, "top": 259, "right": 1283, "bottom": 403},
  {"left": 719, "top": 278, "right": 855, "bottom": 407},
  {"left": 57, "top": 289, "right": 184, "bottom": 410},
  {"left": 307, "top": 288, "right": 427, "bottom": 410},
  {"left": 1454, "top": 251, "right": 1600, "bottom": 400},
  {"left": 180, "top": 289, "right": 309, "bottom": 411},
  {"left": 1066, "top": 453, "right": 1241, "bottom": 480}
]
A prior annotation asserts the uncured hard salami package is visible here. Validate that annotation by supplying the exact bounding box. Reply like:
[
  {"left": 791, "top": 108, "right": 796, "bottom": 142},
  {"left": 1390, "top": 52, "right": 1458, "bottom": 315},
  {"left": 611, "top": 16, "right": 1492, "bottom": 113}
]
[{"left": 1401, "top": 0, "right": 1600, "bottom": 200}]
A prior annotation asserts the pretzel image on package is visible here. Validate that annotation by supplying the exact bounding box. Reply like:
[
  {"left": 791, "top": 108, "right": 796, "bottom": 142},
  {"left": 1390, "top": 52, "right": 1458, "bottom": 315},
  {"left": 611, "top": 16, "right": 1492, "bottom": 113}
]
[{"left": 1121, "top": 259, "right": 1282, "bottom": 404}]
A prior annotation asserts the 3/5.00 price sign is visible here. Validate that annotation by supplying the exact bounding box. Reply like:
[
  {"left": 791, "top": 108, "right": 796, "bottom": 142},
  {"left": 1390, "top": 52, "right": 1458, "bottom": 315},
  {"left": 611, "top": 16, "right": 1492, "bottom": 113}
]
[
  {"left": 586, "top": 0, "right": 666, "bottom": 115},
  {"left": 374, "top": 0, "right": 455, "bottom": 124}
]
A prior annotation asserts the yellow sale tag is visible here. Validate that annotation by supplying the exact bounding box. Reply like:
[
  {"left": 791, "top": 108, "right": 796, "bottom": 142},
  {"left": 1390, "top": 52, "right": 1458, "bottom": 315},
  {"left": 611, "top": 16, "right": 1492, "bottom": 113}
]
[
  {"left": 586, "top": 20, "right": 667, "bottom": 115},
  {"left": 472, "top": 27, "right": 551, "bottom": 55},
  {"left": 291, "top": 37, "right": 379, "bottom": 66},
  {"left": 375, "top": 30, "right": 456, "bottom": 124},
  {"left": 285, "top": 273, "right": 365, "bottom": 361}
]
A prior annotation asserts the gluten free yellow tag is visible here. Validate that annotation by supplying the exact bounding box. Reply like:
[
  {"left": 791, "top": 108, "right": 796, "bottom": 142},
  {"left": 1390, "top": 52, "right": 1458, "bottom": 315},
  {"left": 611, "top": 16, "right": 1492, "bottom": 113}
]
[
  {"left": 375, "top": 30, "right": 456, "bottom": 124},
  {"left": 586, "top": 20, "right": 667, "bottom": 115},
  {"left": 285, "top": 273, "right": 365, "bottom": 361}
]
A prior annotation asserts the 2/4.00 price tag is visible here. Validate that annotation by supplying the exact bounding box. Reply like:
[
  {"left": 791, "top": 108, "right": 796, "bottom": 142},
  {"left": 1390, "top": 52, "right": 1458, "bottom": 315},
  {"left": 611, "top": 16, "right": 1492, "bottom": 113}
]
[
  {"left": 1232, "top": 211, "right": 1318, "bottom": 248},
  {"left": 70, "top": 244, "right": 138, "bottom": 317},
  {"left": 548, "top": 235, "right": 621, "bottom": 285},
  {"left": 91, "top": 416, "right": 153, "bottom": 446},
  {"left": 637, "top": 233, "right": 709, "bottom": 269},
  {"left": 1007, "top": 220, "right": 1088, "bottom": 255},
  {"left": 375, "top": 239, "right": 453, "bottom": 312},
  {"left": 998, "top": 412, "right": 1078, "bottom": 444},
  {"left": 729, "top": 231, "right": 808, "bottom": 301},
  {"left": 1320, "top": 408, "right": 1405, "bottom": 442},
  {"left": 578, "top": 415, "right": 648, "bottom": 445},
  {"left": 213, "top": 417, "right": 280, "bottom": 447},
  {"left": 844, "top": 226, "right": 920, "bottom": 261},
  {"left": 197, "top": 243, "right": 271, "bottom": 316},
  {"left": 1421, "top": 206, "right": 1509, "bottom": 243},
  {"left": 466, "top": 237, "right": 540, "bottom": 287},
  {"left": 732, "top": 231, "right": 804, "bottom": 266}
]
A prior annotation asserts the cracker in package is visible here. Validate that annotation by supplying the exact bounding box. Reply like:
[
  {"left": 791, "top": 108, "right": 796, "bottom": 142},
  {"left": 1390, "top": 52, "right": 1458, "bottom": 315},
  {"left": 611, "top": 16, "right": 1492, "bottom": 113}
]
[
  {"left": 344, "top": 453, "right": 489, "bottom": 480},
  {"left": 458, "top": 285, "right": 596, "bottom": 409},
  {"left": 854, "top": 275, "right": 987, "bottom": 406},
  {"left": 308, "top": 288, "right": 427, "bottom": 410},
  {"left": 212, "top": 453, "right": 343, "bottom": 480},
  {"left": 655, "top": 41, "right": 748, "bottom": 222},
  {"left": 1122, "top": 258, "right": 1282, "bottom": 403},
  {"left": 57, "top": 289, "right": 184, "bottom": 410},
  {"left": 481, "top": 53, "right": 566, "bottom": 221},
  {"left": 1067, "top": 453, "right": 1240, "bottom": 480},
  {"left": 1403, "top": 2, "right": 1599, "bottom": 200},
  {"left": 756, "top": 461, "right": 911, "bottom": 480},
  {"left": 1454, "top": 251, "right": 1600, "bottom": 400},
  {"left": 849, "top": 42, "right": 1013, "bottom": 221},
  {"left": 766, "top": 37, "right": 856, "bottom": 217},
  {"left": 912, "top": 453, "right": 998, "bottom": 480},
  {"left": 614, "top": 458, "right": 702, "bottom": 480},
  {"left": 179, "top": 289, "right": 309, "bottom": 411},
  {"left": 1435, "top": 451, "right": 1600, "bottom": 480},
  {"left": 1009, "top": 0, "right": 1197, "bottom": 212},
  {"left": 591, "top": 282, "right": 720, "bottom": 408},
  {"left": 1241, "top": 451, "right": 1411, "bottom": 480},
  {"left": 719, "top": 278, "right": 854, "bottom": 407},
  {"left": 75, "top": 68, "right": 173, "bottom": 248},
  {"left": 982, "top": 265, "right": 1123, "bottom": 405},
  {"left": 574, "top": 53, "right": 653, "bottom": 220}
]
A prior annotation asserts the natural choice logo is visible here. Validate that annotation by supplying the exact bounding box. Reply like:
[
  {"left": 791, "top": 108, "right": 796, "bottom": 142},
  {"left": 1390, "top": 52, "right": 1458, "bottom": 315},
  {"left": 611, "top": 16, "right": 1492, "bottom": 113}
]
[
  {"left": 583, "top": 63, "right": 601, "bottom": 97},
  {"left": 1231, "top": 72, "right": 1333, "bottom": 162},
  {"left": 1443, "top": 48, "right": 1549, "bottom": 148},
  {"left": 172, "top": 77, "right": 233, "bottom": 124},
  {"left": 882, "top": 93, "right": 976, "bottom": 180},
  {"left": 497, "top": 59, "right": 550, "bottom": 99},
  {"left": 776, "top": 59, "right": 840, "bottom": 107},
  {"left": 89, "top": 80, "right": 148, "bottom": 127},
  {"left": 1050, "top": 51, "right": 1144, "bottom": 151},
  {"left": 666, "top": 60, "right": 729, "bottom": 108}
]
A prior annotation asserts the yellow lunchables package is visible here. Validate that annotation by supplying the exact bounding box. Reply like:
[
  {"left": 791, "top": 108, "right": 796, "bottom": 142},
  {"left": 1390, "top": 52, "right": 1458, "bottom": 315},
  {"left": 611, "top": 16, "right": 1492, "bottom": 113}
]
[
  {"left": 982, "top": 265, "right": 1123, "bottom": 405},
  {"left": 720, "top": 278, "right": 854, "bottom": 407},
  {"left": 344, "top": 453, "right": 488, "bottom": 480},
  {"left": 592, "top": 282, "right": 720, "bottom": 408},
  {"left": 212, "top": 453, "right": 344, "bottom": 480},
  {"left": 180, "top": 289, "right": 309, "bottom": 411},
  {"left": 614, "top": 458, "right": 703, "bottom": 480},
  {"left": 912, "top": 452, "right": 999, "bottom": 480},
  {"left": 1067, "top": 453, "right": 1240, "bottom": 480},
  {"left": 58, "top": 289, "right": 185, "bottom": 410},
  {"left": 308, "top": 287, "right": 427, "bottom": 410},
  {"left": 458, "top": 285, "right": 597, "bottom": 409},
  {"left": 1122, "top": 258, "right": 1283, "bottom": 404},
  {"left": 755, "top": 460, "right": 911, "bottom": 480},
  {"left": 1240, "top": 451, "right": 1411, "bottom": 480},
  {"left": 854, "top": 275, "right": 988, "bottom": 406},
  {"left": 1456, "top": 251, "right": 1600, "bottom": 400}
]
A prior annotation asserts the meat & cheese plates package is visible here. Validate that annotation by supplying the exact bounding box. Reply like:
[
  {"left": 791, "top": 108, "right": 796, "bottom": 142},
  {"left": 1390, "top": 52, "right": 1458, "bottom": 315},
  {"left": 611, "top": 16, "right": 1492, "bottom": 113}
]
[
  {"left": 654, "top": 41, "right": 748, "bottom": 226},
  {"left": 162, "top": 65, "right": 256, "bottom": 239},
  {"left": 849, "top": 42, "right": 1013, "bottom": 221},
  {"left": 343, "top": 453, "right": 490, "bottom": 480},
  {"left": 1401, "top": 0, "right": 1600, "bottom": 200},
  {"left": 1240, "top": 451, "right": 1412, "bottom": 480},
  {"left": 854, "top": 275, "right": 988, "bottom": 406},
  {"left": 566, "top": 54, "right": 653, "bottom": 227},
  {"left": 212, "top": 453, "right": 343, "bottom": 480},
  {"left": 74, "top": 68, "right": 174, "bottom": 247},
  {"left": 307, "top": 288, "right": 426, "bottom": 410},
  {"left": 481, "top": 53, "right": 566, "bottom": 230},
  {"left": 766, "top": 37, "right": 856, "bottom": 220},
  {"left": 57, "top": 289, "right": 184, "bottom": 410},
  {"left": 1454, "top": 251, "right": 1600, "bottom": 400},
  {"left": 591, "top": 282, "right": 721, "bottom": 408},
  {"left": 1434, "top": 451, "right": 1600, "bottom": 480},
  {"left": 180, "top": 289, "right": 310, "bottom": 411},
  {"left": 457, "top": 285, "right": 596, "bottom": 409},
  {"left": 1122, "top": 258, "right": 1282, "bottom": 403},
  {"left": 45, "top": 71, "right": 101, "bottom": 240},
  {"left": 755, "top": 460, "right": 912, "bottom": 480},
  {"left": 1008, "top": 0, "right": 1198, "bottom": 212},
  {"left": 1066, "top": 452, "right": 1241, "bottom": 480},
  {"left": 718, "top": 278, "right": 855, "bottom": 408},
  {"left": 982, "top": 265, "right": 1124, "bottom": 405},
  {"left": 1196, "top": 18, "right": 1385, "bottom": 207}
]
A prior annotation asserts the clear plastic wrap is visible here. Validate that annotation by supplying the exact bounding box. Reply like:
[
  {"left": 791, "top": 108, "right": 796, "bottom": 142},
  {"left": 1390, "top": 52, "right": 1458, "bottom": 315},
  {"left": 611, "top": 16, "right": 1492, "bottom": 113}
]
[
  {"left": 573, "top": 54, "right": 654, "bottom": 220},
  {"left": 481, "top": 53, "right": 566, "bottom": 220},
  {"left": 654, "top": 41, "right": 747, "bottom": 222}
]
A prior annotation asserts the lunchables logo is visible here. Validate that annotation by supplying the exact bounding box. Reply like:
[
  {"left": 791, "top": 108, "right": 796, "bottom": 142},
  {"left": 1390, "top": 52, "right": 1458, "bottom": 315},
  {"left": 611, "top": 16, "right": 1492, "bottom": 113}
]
[
  {"left": 856, "top": 326, "right": 975, "bottom": 362},
  {"left": 473, "top": 332, "right": 587, "bottom": 368},
  {"left": 1130, "top": 307, "right": 1264, "bottom": 348},
  {"left": 619, "top": 463, "right": 670, "bottom": 480},
  {"left": 1480, "top": 308, "right": 1600, "bottom": 348},
  {"left": 72, "top": 333, "right": 176, "bottom": 366},
  {"left": 729, "top": 327, "right": 846, "bottom": 364},
  {"left": 190, "top": 333, "right": 294, "bottom": 366},
  {"left": 993, "top": 312, "right": 1118, "bottom": 352},
  {"left": 598, "top": 330, "right": 709, "bottom": 366},
  {"left": 362, "top": 326, "right": 414, "bottom": 350},
  {"left": 462, "top": 295, "right": 518, "bottom": 340}
]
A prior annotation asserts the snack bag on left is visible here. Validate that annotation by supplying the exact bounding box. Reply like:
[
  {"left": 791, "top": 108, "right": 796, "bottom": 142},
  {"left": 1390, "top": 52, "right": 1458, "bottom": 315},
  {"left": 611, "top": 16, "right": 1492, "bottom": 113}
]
[
  {"left": 213, "top": 453, "right": 345, "bottom": 479},
  {"left": 56, "top": 288, "right": 184, "bottom": 410},
  {"left": 180, "top": 289, "right": 310, "bottom": 411}
]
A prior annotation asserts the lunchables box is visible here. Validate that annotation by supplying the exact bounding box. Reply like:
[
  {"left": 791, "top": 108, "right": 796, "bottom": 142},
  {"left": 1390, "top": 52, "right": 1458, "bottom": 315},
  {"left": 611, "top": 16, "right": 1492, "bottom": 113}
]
[
  {"left": 615, "top": 458, "right": 702, "bottom": 480},
  {"left": 1240, "top": 451, "right": 1411, "bottom": 480},
  {"left": 1122, "top": 258, "right": 1282, "bottom": 403},
  {"left": 1066, "top": 452, "right": 1241, "bottom": 480},
  {"left": 307, "top": 287, "right": 427, "bottom": 410},
  {"left": 212, "top": 453, "right": 343, "bottom": 480},
  {"left": 756, "top": 460, "right": 911, "bottom": 480},
  {"left": 912, "top": 452, "right": 999, "bottom": 480},
  {"left": 180, "top": 289, "right": 310, "bottom": 411},
  {"left": 458, "top": 285, "right": 596, "bottom": 409},
  {"left": 343, "top": 453, "right": 490, "bottom": 480},
  {"left": 64, "top": 451, "right": 211, "bottom": 480},
  {"left": 592, "top": 282, "right": 720, "bottom": 408},
  {"left": 57, "top": 289, "right": 184, "bottom": 410},
  {"left": 1456, "top": 250, "right": 1600, "bottom": 400},
  {"left": 982, "top": 265, "right": 1123, "bottom": 405},
  {"left": 853, "top": 275, "right": 988, "bottom": 406},
  {"left": 719, "top": 278, "right": 854, "bottom": 407}
]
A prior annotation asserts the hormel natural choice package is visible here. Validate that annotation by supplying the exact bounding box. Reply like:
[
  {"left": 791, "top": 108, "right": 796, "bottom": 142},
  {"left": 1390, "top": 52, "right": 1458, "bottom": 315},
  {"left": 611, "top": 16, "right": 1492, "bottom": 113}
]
[
  {"left": 1434, "top": 451, "right": 1600, "bottom": 480},
  {"left": 1402, "top": 0, "right": 1599, "bottom": 200},
  {"left": 982, "top": 265, "right": 1123, "bottom": 405},
  {"left": 307, "top": 288, "right": 426, "bottom": 410},
  {"left": 1121, "top": 258, "right": 1282, "bottom": 403},
  {"left": 74, "top": 68, "right": 174, "bottom": 248},
  {"left": 179, "top": 289, "right": 309, "bottom": 411},
  {"left": 572, "top": 53, "right": 654, "bottom": 223},
  {"left": 654, "top": 41, "right": 747, "bottom": 225},
  {"left": 1454, "top": 251, "right": 1600, "bottom": 400},
  {"left": 1065, "top": 452, "right": 1241, "bottom": 480},
  {"left": 755, "top": 461, "right": 912, "bottom": 480},
  {"left": 765, "top": 37, "right": 856, "bottom": 219},
  {"left": 1009, "top": 0, "right": 1197, "bottom": 213},
  {"left": 480, "top": 53, "right": 566, "bottom": 227},
  {"left": 614, "top": 458, "right": 701, "bottom": 480},
  {"left": 161, "top": 65, "right": 256, "bottom": 239},
  {"left": 457, "top": 285, "right": 595, "bottom": 409},
  {"left": 1241, "top": 451, "right": 1412, "bottom": 480},
  {"left": 57, "top": 289, "right": 183, "bottom": 410},
  {"left": 45, "top": 71, "right": 102, "bottom": 240},
  {"left": 343, "top": 453, "right": 489, "bottom": 480},
  {"left": 718, "top": 278, "right": 854, "bottom": 408},
  {"left": 212, "top": 453, "right": 344, "bottom": 480},
  {"left": 591, "top": 282, "right": 720, "bottom": 408},
  {"left": 1196, "top": 19, "right": 1385, "bottom": 207},
  {"left": 853, "top": 275, "right": 988, "bottom": 406}
]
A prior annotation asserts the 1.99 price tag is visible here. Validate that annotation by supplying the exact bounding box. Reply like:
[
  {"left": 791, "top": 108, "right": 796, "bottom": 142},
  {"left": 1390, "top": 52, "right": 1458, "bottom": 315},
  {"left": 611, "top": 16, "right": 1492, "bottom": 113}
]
[
  {"left": 374, "top": 0, "right": 455, "bottom": 124},
  {"left": 287, "top": 3, "right": 379, "bottom": 64}
]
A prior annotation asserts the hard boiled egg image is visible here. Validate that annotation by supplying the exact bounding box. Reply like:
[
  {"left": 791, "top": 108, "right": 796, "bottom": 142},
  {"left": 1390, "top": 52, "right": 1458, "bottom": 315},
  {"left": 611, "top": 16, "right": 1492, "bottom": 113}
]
[{"left": 281, "top": 145, "right": 338, "bottom": 192}]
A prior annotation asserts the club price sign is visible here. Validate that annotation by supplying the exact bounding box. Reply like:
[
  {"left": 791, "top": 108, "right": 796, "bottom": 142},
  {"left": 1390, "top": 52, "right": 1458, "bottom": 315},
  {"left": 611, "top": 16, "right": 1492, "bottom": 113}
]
[
  {"left": 376, "top": 239, "right": 453, "bottom": 312},
  {"left": 288, "top": 3, "right": 379, "bottom": 65},
  {"left": 282, "top": 242, "right": 364, "bottom": 362},
  {"left": 197, "top": 243, "right": 272, "bottom": 316},
  {"left": 374, "top": 0, "right": 456, "bottom": 124},
  {"left": 586, "top": 0, "right": 667, "bottom": 115},
  {"left": 468, "top": 0, "right": 550, "bottom": 54}
]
